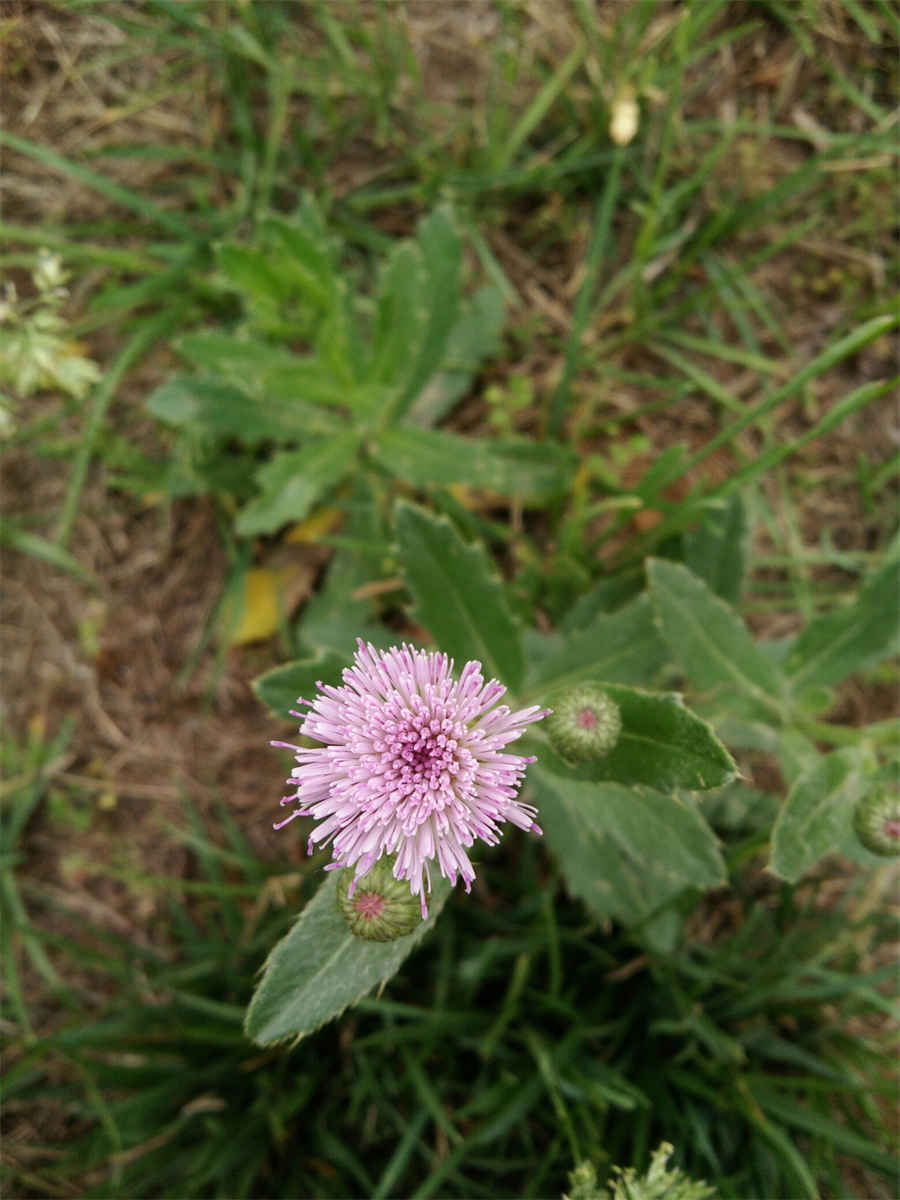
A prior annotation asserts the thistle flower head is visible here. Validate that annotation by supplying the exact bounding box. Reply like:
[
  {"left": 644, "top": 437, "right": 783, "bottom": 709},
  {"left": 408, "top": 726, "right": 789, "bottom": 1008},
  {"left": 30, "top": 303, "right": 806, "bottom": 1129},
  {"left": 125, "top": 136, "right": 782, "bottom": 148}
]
[
  {"left": 336, "top": 855, "right": 422, "bottom": 941},
  {"left": 854, "top": 787, "right": 900, "bottom": 857},
  {"left": 273, "top": 640, "right": 549, "bottom": 916},
  {"left": 545, "top": 684, "right": 622, "bottom": 763}
]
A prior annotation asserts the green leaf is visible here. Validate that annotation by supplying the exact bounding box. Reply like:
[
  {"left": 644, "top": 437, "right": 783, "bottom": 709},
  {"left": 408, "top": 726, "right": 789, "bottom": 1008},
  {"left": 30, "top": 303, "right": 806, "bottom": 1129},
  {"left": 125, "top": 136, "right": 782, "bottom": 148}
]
[
  {"left": 216, "top": 237, "right": 331, "bottom": 341},
  {"left": 262, "top": 203, "right": 333, "bottom": 277},
  {"left": 369, "top": 240, "right": 426, "bottom": 386},
  {"left": 236, "top": 434, "right": 360, "bottom": 537},
  {"left": 394, "top": 501, "right": 524, "bottom": 690},
  {"left": 770, "top": 748, "right": 882, "bottom": 882},
  {"left": 525, "top": 594, "right": 667, "bottom": 694},
  {"left": 253, "top": 649, "right": 350, "bottom": 718},
  {"left": 146, "top": 374, "right": 337, "bottom": 442},
  {"left": 259, "top": 211, "right": 335, "bottom": 306},
  {"left": 405, "top": 284, "right": 506, "bottom": 427},
  {"left": 244, "top": 870, "right": 452, "bottom": 1045},
  {"left": 785, "top": 557, "right": 900, "bottom": 692},
  {"left": 536, "top": 685, "right": 737, "bottom": 792},
  {"left": 393, "top": 207, "right": 462, "bottom": 418},
  {"left": 530, "top": 770, "right": 725, "bottom": 927},
  {"left": 374, "top": 428, "right": 573, "bottom": 501},
  {"left": 647, "top": 558, "right": 789, "bottom": 720},
  {"left": 175, "top": 333, "right": 360, "bottom": 410},
  {"left": 176, "top": 331, "right": 289, "bottom": 381},
  {"left": 683, "top": 493, "right": 747, "bottom": 605},
  {"left": 217, "top": 244, "right": 296, "bottom": 306}
]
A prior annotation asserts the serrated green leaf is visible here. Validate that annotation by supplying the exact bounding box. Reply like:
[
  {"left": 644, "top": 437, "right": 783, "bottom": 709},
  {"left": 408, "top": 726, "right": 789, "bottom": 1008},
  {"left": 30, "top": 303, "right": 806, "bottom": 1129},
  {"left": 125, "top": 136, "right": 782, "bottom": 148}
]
[
  {"left": 146, "top": 374, "right": 336, "bottom": 442},
  {"left": 374, "top": 428, "right": 573, "bottom": 501},
  {"left": 394, "top": 501, "right": 523, "bottom": 690},
  {"left": 175, "top": 333, "right": 359, "bottom": 410},
  {"left": 535, "top": 684, "right": 737, "bottom": 791},
  {"left": 530, "top": 770, "right": 725, "bottom": 927},
  {"left": 785, "top": 557, "right": 900, "bottom": 691},
  {"left": 525, "top": 594, "right": 667, "bottom": 694},
  {"left": 217, "top": 243, "right": 295, "bottom": 305},
  {"left": 260, "top": 211, "right": 335, "bottom": 304},
  {"left": 236, "top": 434, "right": 360, "bottom": 537},
  {"left": 647, "top": 558, "right": 788, "bottom": 720},
  {"left": 244, "top": 871, "right": 452, "bottom": 1045},
  {"left": 770, "top": 748, "right": 882, "bottom": 881},
  {"left": 253, "top": 649, "right": 350, "bottom": 718},
  {"left": 405, "top": 284, "right": 506, "bottom": 427},
  {"left": 683, "top": 493, "right": 747, "bottom": 605},
  {"left": 176, "top": 331, "right": 292, "bottom": 382}
]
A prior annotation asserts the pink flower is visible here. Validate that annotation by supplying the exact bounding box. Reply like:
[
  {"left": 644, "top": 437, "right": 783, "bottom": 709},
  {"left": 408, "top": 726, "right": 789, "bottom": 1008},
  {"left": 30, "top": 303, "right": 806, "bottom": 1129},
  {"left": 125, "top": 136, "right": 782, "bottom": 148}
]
[{"left": 273, "top": 640, "right": 549, "bottom": 916}]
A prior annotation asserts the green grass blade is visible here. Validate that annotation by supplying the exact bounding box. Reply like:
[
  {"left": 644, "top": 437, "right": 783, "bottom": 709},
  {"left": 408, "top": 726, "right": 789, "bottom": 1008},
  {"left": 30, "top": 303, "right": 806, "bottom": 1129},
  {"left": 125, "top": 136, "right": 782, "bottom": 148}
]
[
  {"left": 0, "top": 131, "right": 197, "bottom": 240},
  {"left": 0, "top": 521, "right": 98, "bottom": 586},
  {"left": 682, "top": 313, "right": 898, "bottom": 477},
  {"left": 547, "top": 146, "right": 624, "bottom": 438},
  {"left": 493, "top": 46, "right": 584, "bottom": 172}
]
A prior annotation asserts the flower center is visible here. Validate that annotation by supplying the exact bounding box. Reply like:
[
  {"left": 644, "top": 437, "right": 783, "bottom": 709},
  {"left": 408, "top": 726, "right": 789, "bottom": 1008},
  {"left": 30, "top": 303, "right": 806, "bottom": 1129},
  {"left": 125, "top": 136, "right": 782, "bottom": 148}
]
[
  {"left": 354, "top": 891, "right": 386, "bottom": 919},
  {"left": 576, "top": 707, "right": 598, "bottom": 729},
  {"left": 383, "top": 699, "right": 467, "bottom": 790}
]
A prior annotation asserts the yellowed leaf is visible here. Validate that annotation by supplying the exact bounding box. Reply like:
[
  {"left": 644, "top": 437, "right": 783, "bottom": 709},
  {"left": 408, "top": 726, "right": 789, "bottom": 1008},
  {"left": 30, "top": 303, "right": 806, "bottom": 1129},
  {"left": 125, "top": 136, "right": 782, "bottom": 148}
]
[
  {"left": 284, "top": 506, "right": 343, "bottom": 544},
  {"left": 223, "top": 564, "right": 314, "bottom": 646}
]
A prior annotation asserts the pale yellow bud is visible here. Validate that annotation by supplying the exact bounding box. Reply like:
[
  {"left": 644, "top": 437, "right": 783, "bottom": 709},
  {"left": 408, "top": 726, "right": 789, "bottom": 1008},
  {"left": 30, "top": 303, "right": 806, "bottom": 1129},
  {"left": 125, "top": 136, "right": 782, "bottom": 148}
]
[{"left": 609, "top": 93, "right": 640, "bottom": 146}]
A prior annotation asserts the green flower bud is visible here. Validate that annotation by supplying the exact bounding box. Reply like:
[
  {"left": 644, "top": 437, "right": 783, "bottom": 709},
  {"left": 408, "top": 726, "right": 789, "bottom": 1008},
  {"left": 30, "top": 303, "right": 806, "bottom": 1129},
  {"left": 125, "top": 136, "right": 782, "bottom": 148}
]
[
  {"left": 546, "top": 685, "right": 622, "bottom": 763},
  {"left": 336, "top": 856, "right": 423, "bottom": 941},
  {"left": 853, "top": 788, "right": 900, "bottom": 857}
]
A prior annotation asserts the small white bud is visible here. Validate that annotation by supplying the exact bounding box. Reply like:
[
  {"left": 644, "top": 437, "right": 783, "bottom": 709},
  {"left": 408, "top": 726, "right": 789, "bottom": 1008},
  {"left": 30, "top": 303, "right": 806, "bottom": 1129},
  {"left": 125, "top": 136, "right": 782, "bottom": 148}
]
[{"left": 609, "top": 91, "right": 640, "bottom": 147}]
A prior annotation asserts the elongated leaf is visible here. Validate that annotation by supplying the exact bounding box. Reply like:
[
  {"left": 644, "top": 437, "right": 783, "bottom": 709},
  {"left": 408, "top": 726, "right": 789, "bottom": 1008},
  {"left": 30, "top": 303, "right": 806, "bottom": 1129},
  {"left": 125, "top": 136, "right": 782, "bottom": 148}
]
[
  {"left": 245, "top": 871, "right": 452, "bottom": 1044},
  {"left": 217, "top": 244, "right": 297, "bottom": 306},
  {"left": 253, "top": 649, "right": 351, "bottom": 718},
  {"left": 369, "top": 240, "right": 426, "bottom": 386},
  {"left": 526, "top": 594, "right": 667, "bottom": 695},
  {"left": 535, "top": 684, "right": 737, "bottom": 792},
  {"left": 785, "top": 557, "right": 900, "bottom": 692},
  {"left": 394, "top": 208, "right": 461, "bottom": 418},
  {"left": 530, "top": 769, "right": 725, "bottom": 927},
  {"left": 260, "top": 207, "right": 334, "bottom": 291},
  {"left": 236, "top": 434, "right": 360, "bottom": 537},
  {"left": 405, "top": 284, "right": 506, "bottom": 427},
  {"left": 683, "top": 493, "right": 747, "bottom": 605},
  {"left": 647, "top": 558, "right": 788, "bottom": 719},
  {"left": 770, "top": 749, "right": 882, "bottom": 881},
  {"left": 394, "top": 501, "right": 523, "bottom": 690},
  {"left": 226, "top": 210, "right": 336, "bottom": 314},
  {"left": 147, "top": 375, "right": 336, "bottom": 442},
  {"left": 176, "top": 333, "right": 355, "bottom": 410},
  {"left": 374, "top": 428, "right": 573, "bottom": 501}
]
